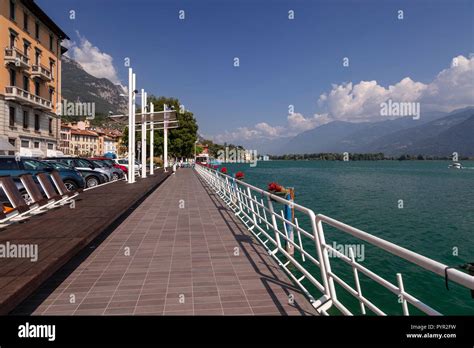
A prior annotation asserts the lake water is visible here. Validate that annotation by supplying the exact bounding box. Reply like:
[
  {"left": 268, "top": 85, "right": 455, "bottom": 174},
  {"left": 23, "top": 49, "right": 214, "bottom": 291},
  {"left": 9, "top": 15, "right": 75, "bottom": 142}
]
[{"left": 220, "top": 160, "right": 474, "bottom": 315}]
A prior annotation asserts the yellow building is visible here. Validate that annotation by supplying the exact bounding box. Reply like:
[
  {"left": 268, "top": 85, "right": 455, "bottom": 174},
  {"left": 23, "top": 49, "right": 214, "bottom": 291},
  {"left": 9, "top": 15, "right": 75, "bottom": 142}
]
[
  {"left": 0, "top": 0, "right": 68, "bottom": 156},
  {"left": 70, "top": 129, "right": 99, "bottom": 157}
]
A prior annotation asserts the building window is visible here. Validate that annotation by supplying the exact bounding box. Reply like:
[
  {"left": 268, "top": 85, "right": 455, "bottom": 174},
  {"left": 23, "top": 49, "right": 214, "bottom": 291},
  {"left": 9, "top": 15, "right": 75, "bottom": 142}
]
[
  {"left": 47, "top": 143, "right": 54, "bottom": 150},
  {"left": 9, "top": 69, "right": 16, "bottom": 86},
  {"left": 9, "top": 0, "right": 15, "bottom": 20},
  {"left": 49, "top": 34, "right": 53, "bottom": 51},
  {"left": 35, "top": 22, "right": 39, "bottom": 40},
  {"left": 21, "top": 140, "right": 29, "bottom": 148},
  {"left": 9, "top": 107, "right": 15, "bottom": 127},
  {"left": 34, "top": 114, "right": 40, "bottom": 131},
  {"left": 48, "top": 118, "right": 53, "bottom": 133},
  {"left": 23, "top": 75, "right": 29, "bottom": 91},
  {"left": 23, "top": 11, "right": 28, "bottom": 31},
  {"left": 9, "top": 32, "right": 16, "bottom": 48},
  {"left": 35, "top": 50, "right": 40, "bottom": 65},
  {"left": 23, "top": 110, "right": 29, "bottom": 128},
  {"left": 49, "top": 88, "right": 54, "bottom": 102},
  {"left": 34, "top": 81, "right": 40, "bottom": 96},
  {"left": 34, "top": 141, "right": 40, "bottom": 149},
  {"left": 23, "top": 41, "right": 29, "bottom": 56},
  {"left": 49, "top": 60, "right": 54, "bottom": 79}
]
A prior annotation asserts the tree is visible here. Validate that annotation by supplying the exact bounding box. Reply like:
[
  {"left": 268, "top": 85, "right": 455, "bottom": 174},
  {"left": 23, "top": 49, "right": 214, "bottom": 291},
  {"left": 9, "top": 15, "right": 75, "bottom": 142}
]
[{"left": 121, "top": 95, "right": 198, "bottom": 159}]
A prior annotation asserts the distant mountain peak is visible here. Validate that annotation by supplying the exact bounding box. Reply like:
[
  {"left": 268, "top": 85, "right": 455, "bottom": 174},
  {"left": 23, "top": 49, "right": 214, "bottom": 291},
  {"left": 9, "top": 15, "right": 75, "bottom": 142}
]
[
  {"left": 267, "top": 107, "right": 474, "bottom": 156},
  {"left": 61, "top": 56, "right": 127, "bottom": 116}
]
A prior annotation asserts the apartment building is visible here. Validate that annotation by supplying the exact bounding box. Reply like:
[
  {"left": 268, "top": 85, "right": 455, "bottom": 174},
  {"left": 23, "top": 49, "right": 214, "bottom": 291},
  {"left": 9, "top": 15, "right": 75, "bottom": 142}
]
[
  {"left": 0, "top": 0, "right": 68, "bottom": 156},
  {"left": 70, "top": 129, "right": 99, "bottom": 156},
  {"left": 59, "top": 123, "right": 71, "bottom": 155},
  {"left": 58, "top": 120, "right": 124, "bottom": 157}
]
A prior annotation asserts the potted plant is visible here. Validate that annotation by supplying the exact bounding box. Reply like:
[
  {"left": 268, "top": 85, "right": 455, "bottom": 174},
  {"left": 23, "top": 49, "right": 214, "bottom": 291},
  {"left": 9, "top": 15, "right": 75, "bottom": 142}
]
[{"left": 220, "top": 167, "right": 228, "bottom": 174}]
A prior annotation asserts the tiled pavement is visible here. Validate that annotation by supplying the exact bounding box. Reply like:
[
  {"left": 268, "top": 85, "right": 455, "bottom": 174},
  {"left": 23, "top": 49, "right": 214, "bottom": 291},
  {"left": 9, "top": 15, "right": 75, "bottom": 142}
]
[{"left": 14, "top": 168, "right": 317, "bottom": 316}]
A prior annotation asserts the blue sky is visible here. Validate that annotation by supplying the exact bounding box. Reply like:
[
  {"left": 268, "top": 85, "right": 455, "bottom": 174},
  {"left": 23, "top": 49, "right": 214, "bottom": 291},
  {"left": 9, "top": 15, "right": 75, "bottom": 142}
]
[{"left": 37, "top": 0, "right": 474, "bottom": 144}]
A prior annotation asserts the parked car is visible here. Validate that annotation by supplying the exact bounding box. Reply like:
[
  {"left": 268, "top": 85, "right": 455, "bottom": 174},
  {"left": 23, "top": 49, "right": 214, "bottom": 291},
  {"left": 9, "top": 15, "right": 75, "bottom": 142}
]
[
  {"left": 0, "top": 156, "right": 86, "bottom": 205},
  {"left": 90, "top": 157, "right": 128, "bottom": 174},
  {"left": 46, "top": 157, "right": 111, "bottom": 181},
  {"left": 0, "top": 156, "right": 86, "bottom": 191},
  {"left": 42, "top": 160, "right": 108, "bottom": 188},
  {"left": 89, "top": 159, "right": 124, "bottom": 181},
  {"left": 114, "top": 158, "right": 141, "bottom": 172}
]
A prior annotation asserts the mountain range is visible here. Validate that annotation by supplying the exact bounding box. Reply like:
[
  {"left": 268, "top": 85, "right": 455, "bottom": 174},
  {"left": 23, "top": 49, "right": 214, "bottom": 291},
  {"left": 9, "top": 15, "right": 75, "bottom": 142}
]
[
  {"left": 257, "top": 107, "right": 474, "bottom": 156},
  {"left": 60, "top": 57, "right": 473, "bottom": 157},
  {"left": 61, "top": 56, "right": 127, "bottom": 116}
]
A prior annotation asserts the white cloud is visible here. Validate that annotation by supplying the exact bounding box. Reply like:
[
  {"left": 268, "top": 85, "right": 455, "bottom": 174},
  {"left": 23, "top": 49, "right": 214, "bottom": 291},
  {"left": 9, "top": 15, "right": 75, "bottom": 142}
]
[
  {"left": 212, "top": 113, "right": 330, "bottom": 144},
  {"left": 64, "top": 31, "right": 122, "bottom": 86},
  {"left": 317, "top": 55, "right": 474, "bottom": 121},
  {"left": 420, "top": 55, "right": 474, "bottom": 111},
  {"left": 317, "top": 78, "right": 427, "bottom": 122},
  {"left": 211, "top": 55, "right": 474, "bottom": 144},
  {"left": 287, "top": 112, "right": 331, "bottom": 131}
]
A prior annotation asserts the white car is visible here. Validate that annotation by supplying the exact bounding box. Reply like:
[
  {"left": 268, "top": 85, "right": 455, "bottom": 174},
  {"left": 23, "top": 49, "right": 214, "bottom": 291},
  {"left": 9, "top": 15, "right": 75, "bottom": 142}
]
[{"left": 115, "top": 159, "right": 142, "bottom": 172}]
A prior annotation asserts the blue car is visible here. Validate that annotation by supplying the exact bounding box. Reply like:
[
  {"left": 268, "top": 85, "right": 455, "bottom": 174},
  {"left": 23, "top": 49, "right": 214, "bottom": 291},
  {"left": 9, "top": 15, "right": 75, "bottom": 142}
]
[{"left": 0, "top": 157, "right": 86, "bottom": 205}]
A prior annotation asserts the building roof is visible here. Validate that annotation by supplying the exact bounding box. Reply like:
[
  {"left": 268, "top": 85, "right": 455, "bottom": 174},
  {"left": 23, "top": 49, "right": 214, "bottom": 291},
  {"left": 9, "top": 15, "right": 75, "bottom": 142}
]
[
  {"left": 71, "top": 129, "right": 98, "bottom": 137},
  {"left": 21, "top": 0, "right": 70, "bottom": 40}
]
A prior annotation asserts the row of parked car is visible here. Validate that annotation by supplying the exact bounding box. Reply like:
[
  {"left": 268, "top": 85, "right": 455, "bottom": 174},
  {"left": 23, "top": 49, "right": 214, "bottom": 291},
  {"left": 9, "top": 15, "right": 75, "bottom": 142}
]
[{"left": 0, "top": 156, "right": 141, "bottom": 206}]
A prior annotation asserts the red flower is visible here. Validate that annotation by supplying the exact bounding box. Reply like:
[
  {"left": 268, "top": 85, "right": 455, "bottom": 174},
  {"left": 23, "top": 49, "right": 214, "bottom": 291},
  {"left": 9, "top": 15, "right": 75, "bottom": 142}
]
[
  {"left": 235, "top": 171, "right": 244, "bottom": 179},
  {"left": 268, "top": 182, "right": 283, "bottom": 192},
  {"left": 220, "top": 167, "right": 228, "bottom": 174}
]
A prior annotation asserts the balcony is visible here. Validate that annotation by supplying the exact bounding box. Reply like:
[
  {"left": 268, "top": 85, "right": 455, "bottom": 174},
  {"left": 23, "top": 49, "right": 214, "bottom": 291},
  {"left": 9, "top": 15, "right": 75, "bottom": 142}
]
[
  {"left": 5, "top": 86, "right": 52, "bottom": 111},
  {"left": 4, "top": 47, "right": 30, "bottom": 71},
  {"left": 31, "top": 64, "right": 52, "bottom": 81}
]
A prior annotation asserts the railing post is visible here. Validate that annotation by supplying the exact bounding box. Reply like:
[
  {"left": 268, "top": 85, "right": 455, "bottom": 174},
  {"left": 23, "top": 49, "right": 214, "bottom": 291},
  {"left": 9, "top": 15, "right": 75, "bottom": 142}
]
[
  {"left": 349, "top": 247, "right": 366, "bottom": 314},
  {"left": 247, "top": 186, "right": 257, "bottom": 228},
  {"left": 397, "top": 273, "right": 409, "bottom": 316},
  {"left": 313, "top": 216, "right": 337, "bottom": 303},
  {"left": 267, "top": 195, "right": 282, "bottom": 250}
]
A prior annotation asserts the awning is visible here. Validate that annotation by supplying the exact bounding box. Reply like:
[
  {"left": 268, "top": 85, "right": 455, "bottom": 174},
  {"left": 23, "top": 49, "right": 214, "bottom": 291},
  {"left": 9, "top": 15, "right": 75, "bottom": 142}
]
[
  {"left": 20, "top": 148, "right": 45, "bottom": 158},
  {"left": 0, "top": 137, "right": 15, "bottom": 152}
]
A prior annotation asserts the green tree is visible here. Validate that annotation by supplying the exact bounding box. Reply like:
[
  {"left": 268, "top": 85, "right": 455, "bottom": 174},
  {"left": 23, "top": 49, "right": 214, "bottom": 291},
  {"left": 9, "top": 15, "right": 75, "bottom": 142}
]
[{"left": 122, "top": 95, "right": 198, "bottom": 159}]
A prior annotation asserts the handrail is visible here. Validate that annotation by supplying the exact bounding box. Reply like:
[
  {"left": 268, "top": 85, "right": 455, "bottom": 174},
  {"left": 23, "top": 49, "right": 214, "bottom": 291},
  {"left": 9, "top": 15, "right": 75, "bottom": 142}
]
[{"left": 194, "top": 164, "right": 474, "bottom": 315}]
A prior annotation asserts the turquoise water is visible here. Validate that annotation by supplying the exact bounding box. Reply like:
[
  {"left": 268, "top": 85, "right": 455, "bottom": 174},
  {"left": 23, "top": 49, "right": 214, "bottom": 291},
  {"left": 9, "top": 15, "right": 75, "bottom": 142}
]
[{"left": 221, "top": 161, "right": 474, "bottom": 315}]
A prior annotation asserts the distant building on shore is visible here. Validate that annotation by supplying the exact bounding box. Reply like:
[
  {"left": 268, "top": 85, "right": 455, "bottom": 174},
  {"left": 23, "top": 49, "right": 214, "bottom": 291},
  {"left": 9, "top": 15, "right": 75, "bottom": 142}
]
[
  {"left": 59, "top": 119, "right": 124, "bottom": 157},
  {"left": 0, "top": 0, "right": 69, "bottom": 156}
]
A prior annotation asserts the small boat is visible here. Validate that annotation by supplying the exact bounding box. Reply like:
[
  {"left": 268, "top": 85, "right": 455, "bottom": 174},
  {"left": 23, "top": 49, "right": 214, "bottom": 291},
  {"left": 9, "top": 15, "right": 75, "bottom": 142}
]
[{"left": 448, "top": 162, "right": 463, "bottom": 169}]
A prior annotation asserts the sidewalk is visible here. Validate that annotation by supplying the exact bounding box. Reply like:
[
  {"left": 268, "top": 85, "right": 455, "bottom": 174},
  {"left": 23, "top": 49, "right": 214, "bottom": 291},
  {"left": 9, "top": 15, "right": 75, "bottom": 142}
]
[{"left": 14, "top": 168, "right": 317, "bottom": 315}]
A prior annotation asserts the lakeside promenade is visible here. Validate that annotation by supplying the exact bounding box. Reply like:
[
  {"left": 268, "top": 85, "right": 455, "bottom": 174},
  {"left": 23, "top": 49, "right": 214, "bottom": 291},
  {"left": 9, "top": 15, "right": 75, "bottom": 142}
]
[{"left": 13, "top": 168, "right": 316, "bottom": 315}]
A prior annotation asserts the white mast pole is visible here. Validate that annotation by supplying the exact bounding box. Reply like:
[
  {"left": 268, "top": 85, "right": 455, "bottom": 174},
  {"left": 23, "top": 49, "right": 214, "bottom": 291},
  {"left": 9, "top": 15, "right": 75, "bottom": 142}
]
[
  {"left": 131, "top": 73, "right": 136, "bottom": 182},
  {"left": 149, "top": 102, "right": 154, "bottom": 175},
  {"left": 127, "top": 68, "right": 133, "bottom": 183},
  {"left": 163, "top": 103, "right": 168, "bottom": 172},
  {"left": 141, "top": 90, "right": 147, "bottom": 178}
]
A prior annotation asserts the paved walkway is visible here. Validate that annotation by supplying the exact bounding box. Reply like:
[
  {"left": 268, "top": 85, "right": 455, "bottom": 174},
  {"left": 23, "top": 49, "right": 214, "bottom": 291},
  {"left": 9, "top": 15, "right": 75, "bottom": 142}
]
[{"left": 14, "top": 168, "right": 316, "bottom": 315}]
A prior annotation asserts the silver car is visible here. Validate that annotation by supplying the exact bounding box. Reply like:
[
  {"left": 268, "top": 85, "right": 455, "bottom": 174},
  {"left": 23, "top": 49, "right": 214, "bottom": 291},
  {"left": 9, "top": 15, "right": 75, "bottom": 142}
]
[
  {"left": 90, "top": 160, "right": 123, "bottom": 181},
  {"left": 51, "top": 158, "right": 111, "bottom": 182}
]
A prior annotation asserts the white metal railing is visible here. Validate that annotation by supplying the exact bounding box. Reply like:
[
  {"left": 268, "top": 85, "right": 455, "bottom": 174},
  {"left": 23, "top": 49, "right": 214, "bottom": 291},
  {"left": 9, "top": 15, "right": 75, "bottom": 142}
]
[{"left": 195, "top": 164, "right": 474, "bottom": 315}]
